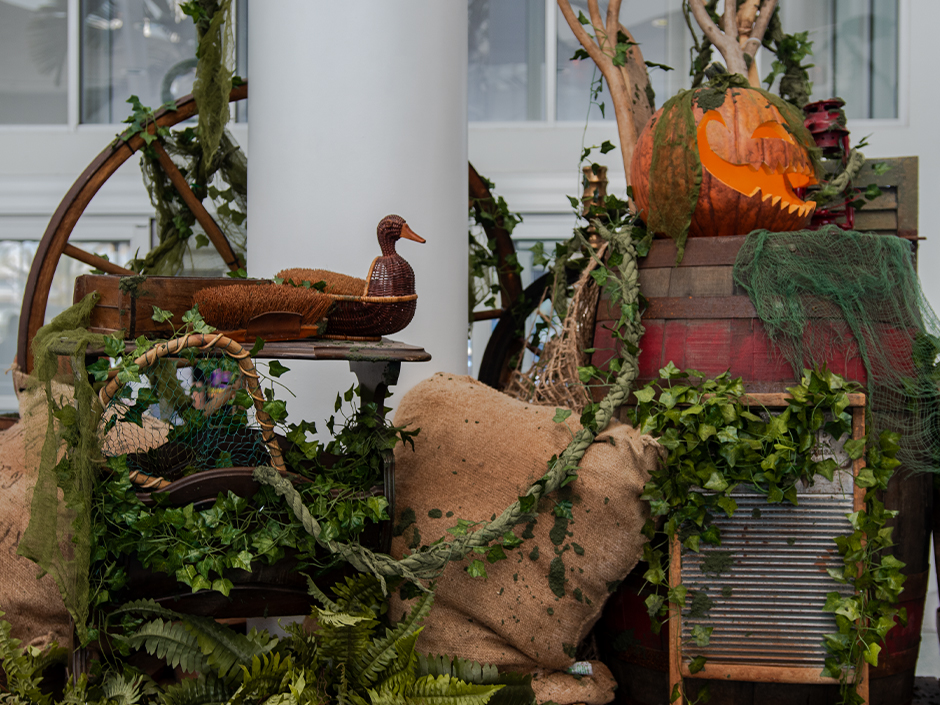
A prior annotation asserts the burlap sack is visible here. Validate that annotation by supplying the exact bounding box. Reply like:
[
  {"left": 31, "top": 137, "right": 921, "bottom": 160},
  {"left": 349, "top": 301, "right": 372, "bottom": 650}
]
[
  {"left": 530, "top": 661, "right": 618, "bottom": 705},
  {"left": 0, "top": 384, "right": 71, "bottom": 649},
  {"left": 390, "top": 373, "right": 661, "bottom": 701}
]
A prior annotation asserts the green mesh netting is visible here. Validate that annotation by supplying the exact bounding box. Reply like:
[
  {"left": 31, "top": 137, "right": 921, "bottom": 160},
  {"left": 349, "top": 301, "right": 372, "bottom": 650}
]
[
  {"left": 18, "top": 293, "right": 106, "bottom": 642},
  {"left": 190, "top": 0, "right": 235, "bottom": 185},
  {"left": 132, "top": 0, "right": 242, "bottom": 276},
  {"left": 134, "top": 128, "right": 247, "bottom": 275},
  {"left": 100, "top": 354, "right": 271, "bottom": 485},
  {"left": 733, "top": 226, "right": 940, "bottom": 474}
]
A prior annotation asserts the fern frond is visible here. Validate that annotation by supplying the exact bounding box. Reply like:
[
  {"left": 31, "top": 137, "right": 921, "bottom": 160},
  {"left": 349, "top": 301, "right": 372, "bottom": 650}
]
[
  {"left": 229, "top": 652, "right": 290, "bottom": 705},
  {"left": 415, "top": 656, "right": 534, "bottom": 705},
  {"left": 99, "top": 672, "right": 146, "bottom": 705},
  {"left": 112, "top": 600, "right": 274, "bottom": 679},
  {"left": 327, "top": 573, "right": 387, "bottom": 617},
  {"left": 355, "top": 591, "right": 433, "bottom": 689},
  {"left": 312, "top": 609, "right": 371, "bottom": 629},
  {"left": 120, "top": 619, "right": 210, "bottom": 675},
  {"left": 159, "top": 674, "right": 235, "bottom": 705},
  {"left": 371, "top": 631, "right": 419, "bottom": 696},
  {"left": 0, "top": 611, "right": 55, "bottom": 705},
  {"left": 306, "top": 577, "right": 343, "bottom": 614},
  {"left": 408, "top": 674, "right": 503, "bottom": 705},
  {"left": 277, "top": 622, "right": 319, "bottom": 669}
]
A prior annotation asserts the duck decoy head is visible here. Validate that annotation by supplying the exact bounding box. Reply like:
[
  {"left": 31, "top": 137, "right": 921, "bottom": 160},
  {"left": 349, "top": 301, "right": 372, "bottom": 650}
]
[{"left": 378, "top": 215, "right": 426, "bottom": 254}]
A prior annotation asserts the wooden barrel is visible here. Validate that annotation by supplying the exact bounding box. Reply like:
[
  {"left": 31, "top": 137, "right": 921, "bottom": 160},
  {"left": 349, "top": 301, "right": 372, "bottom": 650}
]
[{"left": 592, "top": 234, "right": 933, "bottom": 705}]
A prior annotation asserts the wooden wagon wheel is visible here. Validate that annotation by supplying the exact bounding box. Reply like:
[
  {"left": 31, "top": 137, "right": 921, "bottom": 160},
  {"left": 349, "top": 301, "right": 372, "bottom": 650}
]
[{"left": 16, "top": 83, "right": 249, "bottom": 376}]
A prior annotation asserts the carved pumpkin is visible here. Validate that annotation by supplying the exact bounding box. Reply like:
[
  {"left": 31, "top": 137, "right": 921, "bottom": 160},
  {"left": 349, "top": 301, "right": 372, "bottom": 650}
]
[{"left": 631, "top": 82, "right": 819, "bottom": 243}]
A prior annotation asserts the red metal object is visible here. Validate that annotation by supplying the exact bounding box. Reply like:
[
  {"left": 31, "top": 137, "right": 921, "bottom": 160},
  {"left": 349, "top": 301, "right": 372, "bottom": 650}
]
[{"left": 799, "top": 98, "right": 856, "bottom": 230}]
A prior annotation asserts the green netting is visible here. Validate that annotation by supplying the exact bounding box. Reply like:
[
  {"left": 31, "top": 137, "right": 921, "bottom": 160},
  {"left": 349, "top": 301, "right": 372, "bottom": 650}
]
[
  {"left": 132, "top": 0, "right": 242, "bottom": 276},
  {"left": 18, "top": 293, "right": 106, "bottom": 642},
  {"left": 100, "top": 354, "right": 271, "bottom": 484},
  {"left": 190, "top": 0, "right": 235, "bottom": 186},
  {"left": 733, "top": 226, "right": 940, "bottom": 474}
]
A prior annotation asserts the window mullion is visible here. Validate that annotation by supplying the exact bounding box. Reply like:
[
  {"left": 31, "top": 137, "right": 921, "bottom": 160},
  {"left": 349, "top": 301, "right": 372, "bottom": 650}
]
[
  {"left": 67, "top": 0, "right": 80, "bottom": 128},
  {"left": 545, "top": 0, "right": 557, "bottom": 123}
]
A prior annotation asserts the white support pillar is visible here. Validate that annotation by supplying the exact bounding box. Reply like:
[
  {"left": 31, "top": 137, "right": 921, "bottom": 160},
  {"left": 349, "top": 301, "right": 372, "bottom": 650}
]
[{"left": 248, "top": 1, "right": 468, "bottom": 427}]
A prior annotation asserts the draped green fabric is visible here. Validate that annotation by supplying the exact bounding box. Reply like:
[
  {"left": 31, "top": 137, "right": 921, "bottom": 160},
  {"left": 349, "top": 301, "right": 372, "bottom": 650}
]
[
  {"left": 734, "top": 226, "right": 940, "bottom": 474},
  {"left": 18, "top": 294, "right": 106, "bottom": 642}
]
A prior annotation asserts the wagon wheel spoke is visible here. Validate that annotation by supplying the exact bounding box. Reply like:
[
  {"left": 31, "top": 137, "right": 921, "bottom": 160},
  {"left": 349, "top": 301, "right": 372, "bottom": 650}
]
[
  {"left": 62, "top": 244, "right": 136, "bottom": 276},
  {"left": 150, "top": 140, "right": 243, "bottom": 271}
]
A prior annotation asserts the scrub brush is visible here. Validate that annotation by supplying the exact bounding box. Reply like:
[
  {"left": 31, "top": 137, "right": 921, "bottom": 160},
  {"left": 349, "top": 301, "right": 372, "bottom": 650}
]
[
  {"left": 193, "top": 282, "right": 333, "bottom": 342},
  {"left": 277, "top": 268, "right": 368, "bottom": 296}
]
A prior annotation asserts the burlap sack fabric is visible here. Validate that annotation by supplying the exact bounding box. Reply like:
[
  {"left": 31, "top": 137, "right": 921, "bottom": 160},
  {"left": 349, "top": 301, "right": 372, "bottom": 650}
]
[{"left": 390, "top": 373, "right": 662, "bottom": 705}]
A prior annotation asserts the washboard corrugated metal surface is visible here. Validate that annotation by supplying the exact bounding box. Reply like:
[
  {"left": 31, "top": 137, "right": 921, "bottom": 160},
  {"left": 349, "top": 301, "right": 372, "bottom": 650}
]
[{"left": 669, "top": 393, "right": 868, "bottom": 704}]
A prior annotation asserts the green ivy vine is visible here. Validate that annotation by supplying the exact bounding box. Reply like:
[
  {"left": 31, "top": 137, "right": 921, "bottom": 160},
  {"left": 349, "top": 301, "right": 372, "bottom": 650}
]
[
  {"left": 625, "top": 365, "right": 905, "bottom": 705},
  {"left": 86, "top": 304, "right": 416, "bottom": 630}
]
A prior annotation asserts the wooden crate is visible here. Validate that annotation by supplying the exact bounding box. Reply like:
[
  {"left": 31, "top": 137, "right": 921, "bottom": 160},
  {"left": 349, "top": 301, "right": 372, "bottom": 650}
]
[{"left": 73, "top": 273, "right": 257, "bottom": 338}]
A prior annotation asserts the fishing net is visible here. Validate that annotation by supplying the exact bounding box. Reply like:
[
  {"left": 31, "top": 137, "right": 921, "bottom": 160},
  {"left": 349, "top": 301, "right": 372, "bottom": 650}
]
[
  {"left": 733, "top": 226, "right": 940, "bottom": 474},
  {"left": 134, "top": 128, "right": 247, "bottom": 276},
  {"left": 132, "top": 0, "right": 241, "bottom": 276},
  {"left": 98, "top": 334, "right": 284, "bottom": 491}
]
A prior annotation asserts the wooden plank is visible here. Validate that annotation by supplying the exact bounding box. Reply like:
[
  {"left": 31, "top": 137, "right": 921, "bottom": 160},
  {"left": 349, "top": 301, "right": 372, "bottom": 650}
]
[
  {"left": 669, "top": 534, "right": 684, "bottom": 705},
  {"left": 853, "top": 210, "right": 898, "bottom": 232},
  {"left": 638, "top": 267, "right": 671, "bottom": 297},
  {"left": 643, "top": 235, "right": 747, "bottom": 268},
  {"left": 680, "top": 663, "right": 846, "bottom": 685},
  {"left": 666, "top": 266, "right": 735, "bottom": 297},
  {"left": 642, "top": 296, "right": 757, "bottom": 320}
]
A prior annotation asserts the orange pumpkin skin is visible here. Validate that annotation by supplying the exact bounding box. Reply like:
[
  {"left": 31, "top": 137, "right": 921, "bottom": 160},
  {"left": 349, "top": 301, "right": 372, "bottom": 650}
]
[{"left": 632, "top": 87, "right": 817, "bottom": 238}]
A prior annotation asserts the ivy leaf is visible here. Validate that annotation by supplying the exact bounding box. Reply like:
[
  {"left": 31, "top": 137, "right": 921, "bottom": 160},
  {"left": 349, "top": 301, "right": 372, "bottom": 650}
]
[
  {"left": 249, "top": 337, "right": 265, "bottom": 356},
  {"left": 645, "top": 594, "right": 664, "bottom": 617},
  {"left": 267, "top": 360, "right": 290, "bottom": 378},
  {"left": 263, "top": 400, "right": 288, "bottom": 423},
  {"left": 577, "top": 10, "right": 590, "bottom": 24},
  {"left": 634, "top": 387, "right": 655, "bottom": 403},
  {"left": 863, "top": 642, "right": 881, "bottom": 667},
  {"left": 687, "top": 655, "right": 707, "bottom": 674},
  {"left": 226, "top": 268, "right": 248, "bottom": 279},
  {"left": 194, "top": 233, "right": 210, "bottom": 249},
  {"left": 703, "top": 472, "right": 728, "bottom": 493},
  {"left": 690, "top": 624, "right": 713, "bottom": 647},
  {"left": 151, "top": 306, "right": 174, "bottom": 323},
  {"left": 553, "top": 408, "right": 573, "bottom": 423},
  {"left": 600, "top": 140, "right": 616, "bottom": 154},
  {"left": 466, "top": 560, "right": 488, "bottom": 578}
]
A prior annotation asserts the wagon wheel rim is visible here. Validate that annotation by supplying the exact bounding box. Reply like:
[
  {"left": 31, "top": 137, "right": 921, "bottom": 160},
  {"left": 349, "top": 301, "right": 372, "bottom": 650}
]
[{"left": 16, "top": 83, "right": 249, "bottom": 377}]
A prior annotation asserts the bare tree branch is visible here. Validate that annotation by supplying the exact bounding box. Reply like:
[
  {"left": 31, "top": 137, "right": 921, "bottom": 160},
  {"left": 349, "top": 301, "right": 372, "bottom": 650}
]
[
  {"left": 736, "top": 0, "right": 761, "bottom": 39},
  {"left": 557, "top": 0, "right": 652, "bottom": 185},
  {"left": 743, "top": 0, "right": 779, "bottom": 57},
  {"left": 606, "top": 0, "right": 622, "bottom": 57},
  {"left": 687, "top": 0, "right": 750, "bottom": 76},
  {"left": 722, "top": 0, "right": 738, "bottom": 41}
]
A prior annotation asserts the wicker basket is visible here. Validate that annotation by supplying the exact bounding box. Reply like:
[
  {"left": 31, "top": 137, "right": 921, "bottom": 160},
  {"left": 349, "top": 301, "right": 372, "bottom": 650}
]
[{"left": 98, "top": 333, "right": 286, "bottom": 490}]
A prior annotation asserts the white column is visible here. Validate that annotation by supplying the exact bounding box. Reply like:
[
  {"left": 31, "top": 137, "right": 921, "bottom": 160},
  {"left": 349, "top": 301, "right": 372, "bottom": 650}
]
[{"left": 248, "top": 1, "right": 468, "bottom": 428}]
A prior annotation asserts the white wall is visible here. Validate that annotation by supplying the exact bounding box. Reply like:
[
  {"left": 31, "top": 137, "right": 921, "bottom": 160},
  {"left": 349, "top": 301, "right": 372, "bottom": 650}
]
[{"left": 247, "top": 0, "right": 468, "bottom": 427}]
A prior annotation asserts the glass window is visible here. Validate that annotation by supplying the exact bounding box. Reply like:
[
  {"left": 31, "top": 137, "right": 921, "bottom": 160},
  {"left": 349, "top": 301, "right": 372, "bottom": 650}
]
[
  {"left": 469, "top": 0, "right": 545, "bottom": 121},
  {"left": 0, "top": 0, "right": 68, "bottom": 125},
  {"left": 780, "top": 0, "right": 899, "bottom": 119},
  {"left": 81, "top": 0, "right": 198, "bottom": 123},
  {"left": 469, "top": 0, "right": 901, "bottom": 123}
]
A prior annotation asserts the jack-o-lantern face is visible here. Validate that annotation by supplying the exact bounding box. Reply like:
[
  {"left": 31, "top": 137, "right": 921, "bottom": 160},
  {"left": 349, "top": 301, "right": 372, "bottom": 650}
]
[{"left": 632, "top": 85, "right": 819, "bottom": 240}]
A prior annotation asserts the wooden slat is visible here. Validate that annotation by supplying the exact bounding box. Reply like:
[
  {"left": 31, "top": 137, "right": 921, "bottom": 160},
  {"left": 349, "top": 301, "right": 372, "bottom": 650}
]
[
  {"left": 643, "top": 235, "right": 748, "bottom": 268},
  {"left": 853, "top": 210, "right": 898, "bottom": 232},
  {"left": 680, "top": 663, "right": 850, "bottom": 685},
  {"left": 150, "top": 141, "right": 242, "bottom": 271},
  {"left": 63, "top": 244, "right": 136, "bottom": 276}
]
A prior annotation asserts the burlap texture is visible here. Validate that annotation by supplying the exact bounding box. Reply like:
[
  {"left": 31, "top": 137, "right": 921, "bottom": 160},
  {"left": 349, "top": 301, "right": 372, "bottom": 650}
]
[
  {"left": 390, "top": 373, "right": 660, "bottom": 683},
  {"left": 530, "top": 661, "right": 618, "bottom": 705},
  {"left": 0, "top": 384, "right": 71, "bottom": 649}
]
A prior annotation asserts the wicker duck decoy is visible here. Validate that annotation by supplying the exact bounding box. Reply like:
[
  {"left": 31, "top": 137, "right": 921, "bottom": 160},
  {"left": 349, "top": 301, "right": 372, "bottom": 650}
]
[{"left": 279, "top": 215, "right": 426, "bottom": 339}]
